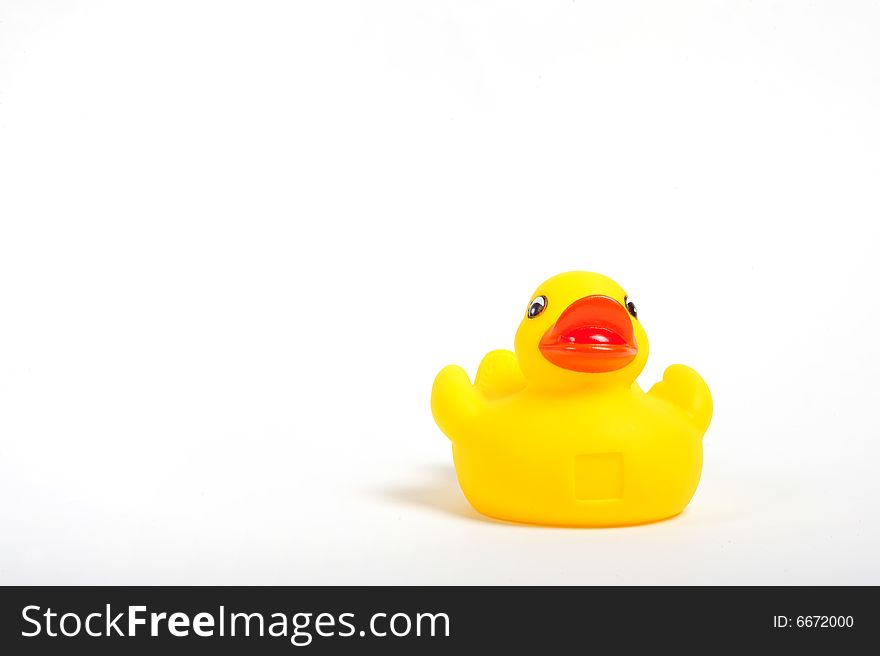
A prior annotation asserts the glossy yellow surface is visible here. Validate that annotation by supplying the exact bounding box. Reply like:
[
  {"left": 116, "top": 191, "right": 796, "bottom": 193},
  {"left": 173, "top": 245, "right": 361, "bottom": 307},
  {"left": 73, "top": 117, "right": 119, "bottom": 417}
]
[{"left": 431, "top": 272, "right": 713, "bottom": 526}]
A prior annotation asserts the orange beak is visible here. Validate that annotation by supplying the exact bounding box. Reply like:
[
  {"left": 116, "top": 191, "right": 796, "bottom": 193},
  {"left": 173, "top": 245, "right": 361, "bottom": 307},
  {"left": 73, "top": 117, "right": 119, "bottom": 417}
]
[{"left": 539, "top": 295, "right": 637, "bottom": 373}]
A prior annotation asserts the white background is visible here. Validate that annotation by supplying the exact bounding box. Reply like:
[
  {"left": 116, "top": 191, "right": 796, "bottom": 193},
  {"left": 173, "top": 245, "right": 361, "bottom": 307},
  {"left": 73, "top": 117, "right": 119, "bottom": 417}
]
[{"left": 1, "top": 1, "right": 878, "bottom": 585}]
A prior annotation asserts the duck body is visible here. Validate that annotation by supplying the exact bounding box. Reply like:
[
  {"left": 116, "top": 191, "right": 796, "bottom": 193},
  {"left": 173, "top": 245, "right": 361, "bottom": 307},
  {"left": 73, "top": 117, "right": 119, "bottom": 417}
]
[
  {"left": 432, "top": 272, "right": 712, "bottom": 527},
  {"left": 443, "top": 375, "right": 705, "bottom": 526}
]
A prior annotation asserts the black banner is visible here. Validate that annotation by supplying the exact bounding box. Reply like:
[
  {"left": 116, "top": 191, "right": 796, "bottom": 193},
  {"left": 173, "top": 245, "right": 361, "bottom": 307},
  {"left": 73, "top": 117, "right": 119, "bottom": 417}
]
[{"left": 0, "top": 586, "right": 874, "bottom": 653}]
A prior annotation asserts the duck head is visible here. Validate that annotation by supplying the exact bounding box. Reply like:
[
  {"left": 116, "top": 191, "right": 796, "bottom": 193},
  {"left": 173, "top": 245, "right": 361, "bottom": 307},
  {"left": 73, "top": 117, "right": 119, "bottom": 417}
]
[{"left": 514, "top": 271, "right": 649, "bottom": 391}]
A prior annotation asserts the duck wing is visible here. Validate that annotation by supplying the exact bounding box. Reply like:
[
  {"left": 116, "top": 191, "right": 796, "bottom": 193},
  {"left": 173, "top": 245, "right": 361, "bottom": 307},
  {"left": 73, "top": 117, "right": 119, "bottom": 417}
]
[
  {"left": 647, "top": 364, "right": 713, "bottom": 435},
  {"left": 474, "top": 349, "right": 527, "bottom": 400}
]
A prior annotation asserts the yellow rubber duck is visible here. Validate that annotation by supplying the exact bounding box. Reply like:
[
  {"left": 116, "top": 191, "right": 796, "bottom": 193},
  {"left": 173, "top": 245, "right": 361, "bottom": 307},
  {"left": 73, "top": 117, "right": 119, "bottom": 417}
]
[{"left": 431, "top": 271, "right": 712, "bottom": 527}]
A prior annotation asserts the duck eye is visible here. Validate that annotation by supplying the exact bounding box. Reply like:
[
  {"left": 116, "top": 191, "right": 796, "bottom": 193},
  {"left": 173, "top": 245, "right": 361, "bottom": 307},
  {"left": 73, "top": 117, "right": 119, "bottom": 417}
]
[
  {"left": 624, "top": 295, "right": 638, "bottom": 319},
  {"left": 527, "top": 295, "right": 547, "bottom": 319}
]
